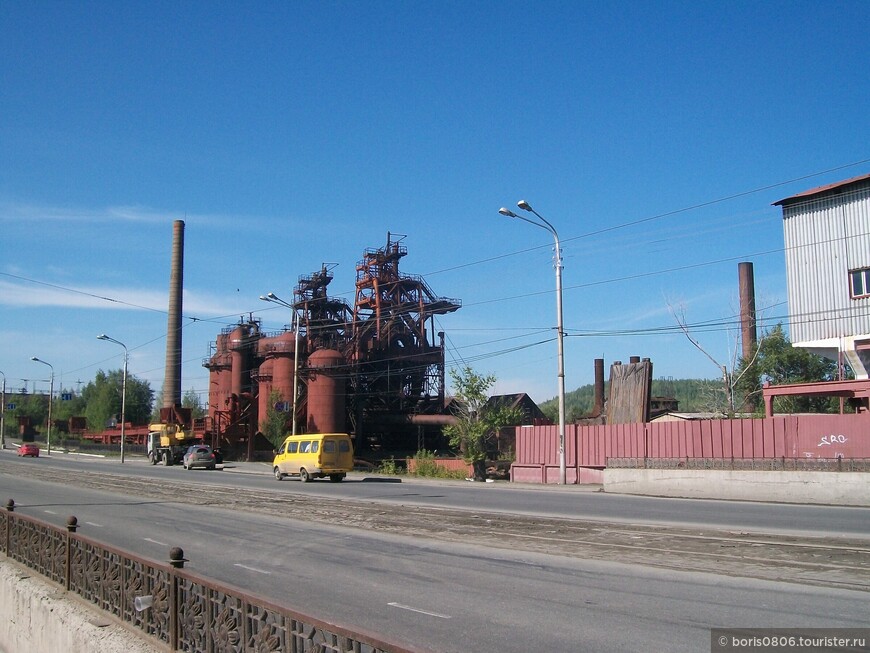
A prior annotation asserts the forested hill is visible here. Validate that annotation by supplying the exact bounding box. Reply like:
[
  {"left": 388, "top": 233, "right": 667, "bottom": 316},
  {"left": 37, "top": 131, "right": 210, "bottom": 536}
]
[{"left": 538, "top": 378, "right": 725, "bottom": 421}]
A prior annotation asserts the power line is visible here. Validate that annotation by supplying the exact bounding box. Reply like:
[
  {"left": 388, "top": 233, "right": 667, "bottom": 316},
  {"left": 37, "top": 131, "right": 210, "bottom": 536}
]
[{"left": 424, "top": 158, "right": 870, "bottom": 276}]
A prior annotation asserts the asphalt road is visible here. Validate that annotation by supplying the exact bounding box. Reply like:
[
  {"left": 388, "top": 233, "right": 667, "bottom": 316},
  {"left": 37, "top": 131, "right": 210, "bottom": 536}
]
[
  {"left": 1, "top": 450, "right": 868, "bottom": 652},
  {"left": 13, "top": 449, "right": 870, "bottom": 539}
]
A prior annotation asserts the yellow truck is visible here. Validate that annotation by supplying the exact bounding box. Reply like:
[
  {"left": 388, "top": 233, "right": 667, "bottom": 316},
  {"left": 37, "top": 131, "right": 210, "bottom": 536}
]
[
  {"left": 146, "top": 422, "right": 193, "bottom": 466},
  {"left": 147, "top": 406, "right": 197, "bottom": 466}
]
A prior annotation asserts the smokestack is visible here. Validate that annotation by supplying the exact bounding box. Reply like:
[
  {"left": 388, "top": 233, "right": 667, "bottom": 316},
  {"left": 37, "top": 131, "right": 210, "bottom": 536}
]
[
  {"left": 163, "top": 220, "right": 185, "bottom": 409},
  {"left": 738, "top": 262, "right": 757, "bottom": 362},
  {"left": 592, "top": 358, "right": 605, "bottom": 417}
]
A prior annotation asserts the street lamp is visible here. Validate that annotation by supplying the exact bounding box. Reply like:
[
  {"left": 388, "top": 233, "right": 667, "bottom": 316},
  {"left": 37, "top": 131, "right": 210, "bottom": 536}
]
[
  {"left": 499, "top": 200, "right": 567, "bottom": 484},
  {"left": 0, "top": 370, "right": 6, "bottom": 450},
  {"left": 30, "top": 357, "right": 54, "bottom": 456},
  {"left": 97, "top": 334, "right": 128, "bottom": 463},
  {"left": 260, "top": 292, "right": 300, "bottom": 436}
]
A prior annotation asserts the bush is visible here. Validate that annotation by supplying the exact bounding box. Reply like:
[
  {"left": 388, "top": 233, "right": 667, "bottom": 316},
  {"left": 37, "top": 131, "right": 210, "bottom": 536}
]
[
  {"left": 377, "top": 457, "right": 404, "bottom": 475},
  {"left": 411, "top": 450, "right": 468, "bottom": 480}
]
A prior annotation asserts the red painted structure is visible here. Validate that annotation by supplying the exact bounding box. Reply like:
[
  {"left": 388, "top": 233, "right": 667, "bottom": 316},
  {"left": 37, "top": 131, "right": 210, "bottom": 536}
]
[
  {"left": 83, "top": 418, "right": 209, "bottom": 446},
  {"left": 762, "top": 380, "right": 870, "bottom": 417},
  {"left": 202, "top": 234, "right": 460, "bottom": 458},
  {"left": 306, "top": 349, "right": 347, "bottom": 433},
  {"left": 511, "top": 414, "right": 870, "bottom": 483}
]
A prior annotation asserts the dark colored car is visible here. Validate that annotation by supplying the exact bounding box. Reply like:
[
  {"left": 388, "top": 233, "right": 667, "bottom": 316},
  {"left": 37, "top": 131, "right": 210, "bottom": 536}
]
[
  {"left": 18, "top": 443, "right": 40, "bottom": 457},
  {"left": 182, "top": 445, "right": 217, "bottom": 470}
]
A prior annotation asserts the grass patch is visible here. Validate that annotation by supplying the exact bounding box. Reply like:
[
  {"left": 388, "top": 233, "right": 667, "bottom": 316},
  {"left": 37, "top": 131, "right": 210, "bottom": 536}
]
[{"left": 410, "top": 450, "right": 468, "bottom": 480}]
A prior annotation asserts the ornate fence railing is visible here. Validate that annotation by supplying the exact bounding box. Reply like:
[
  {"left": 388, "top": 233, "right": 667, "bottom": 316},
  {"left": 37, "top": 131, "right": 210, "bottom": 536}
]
[
  {"left": 606, "top": 457, "right": 870, "bottom": 471},
  {"left": 1, "top": 499, "right": 426, "bottom": 653}
]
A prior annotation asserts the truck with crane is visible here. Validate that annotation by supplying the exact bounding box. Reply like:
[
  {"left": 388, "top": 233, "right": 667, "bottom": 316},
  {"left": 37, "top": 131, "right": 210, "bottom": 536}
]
[{"left": 147, "top": 406, "right": 199, "bottom": 466}]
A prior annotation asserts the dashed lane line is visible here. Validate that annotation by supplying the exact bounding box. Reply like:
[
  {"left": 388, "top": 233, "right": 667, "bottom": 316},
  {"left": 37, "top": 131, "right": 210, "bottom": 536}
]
[
  {"left": 234, "top": 563, "right": 271, "bottom": 575},
  {"left": 388, "top": 602, "right": 451, "bottom": 619}
]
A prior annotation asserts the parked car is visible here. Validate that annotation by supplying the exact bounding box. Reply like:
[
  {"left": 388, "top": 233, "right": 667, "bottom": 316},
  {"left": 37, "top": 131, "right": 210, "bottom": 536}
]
[
  {"left": 182, "top": 444, "right": 217, "bottom": 470},
  {"left": 18, "top": 443, "right": 40, "bottom": 457}
]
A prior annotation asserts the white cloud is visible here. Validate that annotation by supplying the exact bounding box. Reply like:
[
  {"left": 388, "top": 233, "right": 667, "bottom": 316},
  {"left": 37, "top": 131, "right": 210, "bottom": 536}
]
[
  {"left": 0, "top": 200, "right": 260, "bottom": 229},
  {"left": 0, "top": 280, "right": 251, "bottom": 317}
]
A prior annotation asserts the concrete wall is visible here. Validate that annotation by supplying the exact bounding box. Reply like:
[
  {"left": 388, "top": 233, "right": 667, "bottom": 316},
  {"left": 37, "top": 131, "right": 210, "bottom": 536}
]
[
  {"left": 604, "top": 469, "right": 870, "bottom": 506},
  {"left": 511, "top": 464, "right": 604, "bottom": 484},
  {"left": 0, "top": 560, "right": 159, "bottom": 653}
]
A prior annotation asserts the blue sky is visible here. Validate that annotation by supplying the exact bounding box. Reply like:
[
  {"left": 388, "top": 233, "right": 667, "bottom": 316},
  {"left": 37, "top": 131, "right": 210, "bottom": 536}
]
[{"left": 1, "top": 1, "right": 868, "bottom": 405}]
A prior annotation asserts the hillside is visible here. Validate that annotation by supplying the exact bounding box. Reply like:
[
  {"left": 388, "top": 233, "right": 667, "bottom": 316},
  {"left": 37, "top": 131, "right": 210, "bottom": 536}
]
[{"left": 538, "top": 378, "right": 726, "bottom": 421}]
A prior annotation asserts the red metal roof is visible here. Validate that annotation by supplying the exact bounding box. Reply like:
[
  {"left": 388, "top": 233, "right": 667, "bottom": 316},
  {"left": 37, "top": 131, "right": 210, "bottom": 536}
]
[{"left": 773, "top": 172, "right": 870, "bottom": 206}]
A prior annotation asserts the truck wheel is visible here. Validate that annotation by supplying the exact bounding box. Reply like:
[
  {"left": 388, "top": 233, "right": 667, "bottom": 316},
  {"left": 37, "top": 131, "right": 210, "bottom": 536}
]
[
  {"left": 299, "top": 468, "right": 310, "bottom": 483},
  {"left": 162, "top": 452, "right": 170, "bottom": 466},
  {"left": 329, "top": 474, "right": 344, "bottom": 483},
  {"left": 149, "top": 453, "right": 158, "bottom": 466},
  {"left": 274, "top": 467, "right": 284, "bottom": 481}
]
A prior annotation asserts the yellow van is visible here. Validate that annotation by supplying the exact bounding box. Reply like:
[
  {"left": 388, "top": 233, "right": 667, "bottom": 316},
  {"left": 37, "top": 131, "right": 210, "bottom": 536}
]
[{"left": 272, "top": 433, "right": 354, "bottom": 483}]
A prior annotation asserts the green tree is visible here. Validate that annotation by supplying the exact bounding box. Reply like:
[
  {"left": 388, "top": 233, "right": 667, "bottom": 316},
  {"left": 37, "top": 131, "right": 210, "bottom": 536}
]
[
  {"left": 182, "top": 388, "right": 206, "bottom": 419},
  {"left": 12, "top": 392, "right": 48, "bottom": 438},
  {"left": 80, "top": 370, "right": 154, "bottom": 430},
  {"left": 151, "top": 389, "right": 164, "bottom": 422},
  {"left": 49, "top": 387, "right": 84, "bottom": 422},
  {"left": 444, "top": 367, "right": 521, "bottom": 481},
  {"left": 734, "top": 323, "right": 840, "bottom": 414},
  {"left": 262, "top": 389, "right": 290, "bottom": 449}
]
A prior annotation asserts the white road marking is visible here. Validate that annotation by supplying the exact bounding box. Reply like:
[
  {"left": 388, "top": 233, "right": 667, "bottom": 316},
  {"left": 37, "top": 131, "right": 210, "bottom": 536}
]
[
  {"left": 387, "top": 602, "right": 452, "bottom": 619},
  {"left": 85, "top": 522, "right": 103, "bottom": 528},
  {"left": 144, "top": 537, "right": 168, "bottom": 546},
  {"left": 234, "top": 563, "right": 271, "bottom": 575},
  {"left": 43, "top": 510, "right": 57, "bottom": 515}
]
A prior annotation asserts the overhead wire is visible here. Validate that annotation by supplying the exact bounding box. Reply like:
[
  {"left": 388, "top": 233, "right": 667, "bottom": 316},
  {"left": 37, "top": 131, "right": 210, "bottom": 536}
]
[{"left": 6, "top": 162, "right": 869, "bottom": 392}]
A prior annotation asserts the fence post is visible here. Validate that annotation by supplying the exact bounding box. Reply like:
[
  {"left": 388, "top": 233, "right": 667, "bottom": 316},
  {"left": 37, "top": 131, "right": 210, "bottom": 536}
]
[
  {"left": 65, "top": 516, "right": 78, "bottom": 591},
  {"left": 169, "top": 546, "right": 187, "bottom": 651},
  {"left": 4, "top": 499, "right": 13, "bottom": 556}
]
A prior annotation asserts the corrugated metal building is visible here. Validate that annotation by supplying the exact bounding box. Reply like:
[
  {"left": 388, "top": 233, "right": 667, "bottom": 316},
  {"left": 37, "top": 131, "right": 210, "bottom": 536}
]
[{"left": 774, "top": 173, "right": 870, "bottom": 378}]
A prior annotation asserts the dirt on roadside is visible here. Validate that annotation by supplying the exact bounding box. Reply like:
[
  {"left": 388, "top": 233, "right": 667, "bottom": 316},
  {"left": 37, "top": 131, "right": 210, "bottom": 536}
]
[{"left": 2, "top": 460, "right": 868, "bottom": 593}]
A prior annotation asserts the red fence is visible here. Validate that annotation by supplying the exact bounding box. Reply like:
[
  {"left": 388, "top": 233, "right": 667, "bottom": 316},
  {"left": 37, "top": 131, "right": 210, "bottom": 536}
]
[{"left": 511, "top": 414, "right": 870, "bottom": 483}]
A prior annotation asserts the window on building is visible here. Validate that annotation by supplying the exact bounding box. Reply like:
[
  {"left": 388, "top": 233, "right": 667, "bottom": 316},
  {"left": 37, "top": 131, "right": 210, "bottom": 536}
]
[{"left": 850, "top": 268, "right": 870, "bottom": 299}]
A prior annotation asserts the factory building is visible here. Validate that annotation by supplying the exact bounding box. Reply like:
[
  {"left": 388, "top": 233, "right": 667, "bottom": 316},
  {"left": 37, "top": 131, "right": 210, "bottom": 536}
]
[{"left": 203, "top": 233, "right": 461, "bottom": 459}]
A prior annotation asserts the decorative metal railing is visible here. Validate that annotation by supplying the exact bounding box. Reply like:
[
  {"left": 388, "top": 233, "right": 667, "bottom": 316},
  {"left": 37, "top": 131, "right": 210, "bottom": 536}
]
[
  {"left": 2, "top": 499, "right": 425, "bottom": 653},
  {"left": 607, "top": 457, "right": 870, "bottom": 471}
]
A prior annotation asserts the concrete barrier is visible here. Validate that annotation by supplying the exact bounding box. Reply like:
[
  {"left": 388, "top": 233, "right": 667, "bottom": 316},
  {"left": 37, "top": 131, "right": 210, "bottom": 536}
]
[
  {"left": 604, "top": 469, "right": 870, "bottom": 506},
  {"left": 0, "top": 560, "right": 158, "bottom": 653}
]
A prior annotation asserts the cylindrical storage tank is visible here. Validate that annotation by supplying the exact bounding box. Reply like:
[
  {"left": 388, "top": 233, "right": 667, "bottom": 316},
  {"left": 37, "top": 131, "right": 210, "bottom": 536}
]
[
  {"left": 306, "top": 349, "right": 346, "bottom": 434},
  {"left": 209, "top": 368, "right": 232, "bottom": 423},
  {"left": 269, "top": 332, "right": 297, "bottom": 404},
  {"left": 207, "top": 333, "right": 232, "bottom": 422},
  {"left": 257, "top": 358, "right": 275, "bottom": 433},
  {"left": 229, "top": 325, "right": 254, "bottom": 397}
]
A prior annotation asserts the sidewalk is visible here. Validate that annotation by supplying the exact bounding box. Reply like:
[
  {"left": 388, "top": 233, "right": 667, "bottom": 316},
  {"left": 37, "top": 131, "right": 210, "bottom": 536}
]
[{"left": 218, "top": 458, "right": 604, "bottom": 491}]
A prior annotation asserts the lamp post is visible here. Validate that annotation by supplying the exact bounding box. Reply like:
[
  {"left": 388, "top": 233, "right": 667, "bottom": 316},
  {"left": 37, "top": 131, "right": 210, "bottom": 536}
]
[
  {"left": 0, "top": 370, "right": 6, "bottom": 450},
  {"left": 260, "top": 293, "right": 300, "bottom": 436},
  {"left": 97, "top": 334, "right": 128, "bottom": 463},
  {"left": 499, "top": 200, "right": 567, "bottom": 484},
  {"left": 30, "top": 357, "right": 54, "bottom": 456}
]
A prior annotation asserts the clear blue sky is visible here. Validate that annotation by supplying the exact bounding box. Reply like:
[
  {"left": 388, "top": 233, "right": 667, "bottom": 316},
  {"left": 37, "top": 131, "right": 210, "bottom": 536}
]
[{"left": 2, "top": 1, "right": 868, "bottom": 405}]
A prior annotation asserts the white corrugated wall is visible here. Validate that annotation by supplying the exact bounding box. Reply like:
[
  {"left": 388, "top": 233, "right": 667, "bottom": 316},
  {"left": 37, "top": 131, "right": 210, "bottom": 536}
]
[{"left": 782, "top": 184, "right": 870, "bottom": 344}]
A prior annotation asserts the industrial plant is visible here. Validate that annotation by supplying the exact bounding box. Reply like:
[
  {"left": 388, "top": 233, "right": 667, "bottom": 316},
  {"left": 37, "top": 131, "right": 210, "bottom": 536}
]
[{"left": 202, "top": 232, "right": 462, "bottom": 459}]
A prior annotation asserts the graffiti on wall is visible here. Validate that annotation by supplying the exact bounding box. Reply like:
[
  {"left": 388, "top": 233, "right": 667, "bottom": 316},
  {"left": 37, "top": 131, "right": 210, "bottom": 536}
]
[{"left": 818, "top": 434, "right": 848, "bottom": 447}]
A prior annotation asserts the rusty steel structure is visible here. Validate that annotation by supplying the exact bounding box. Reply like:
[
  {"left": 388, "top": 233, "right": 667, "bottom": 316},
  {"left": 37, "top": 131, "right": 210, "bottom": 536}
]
[{"left": 204, "top": 233, "right": 460, "bottom": 457}]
